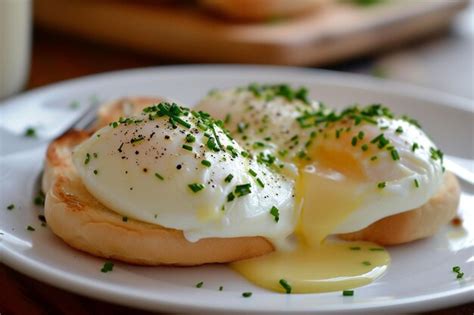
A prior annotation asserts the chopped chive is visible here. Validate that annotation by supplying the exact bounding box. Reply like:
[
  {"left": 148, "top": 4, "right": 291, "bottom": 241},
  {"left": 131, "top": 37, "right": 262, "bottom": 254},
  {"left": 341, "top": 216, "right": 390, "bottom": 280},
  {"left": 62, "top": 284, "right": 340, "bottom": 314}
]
[
  {"left": 201, "top": 160, "right": 211, "bottom": 167},
  {"left": 182, "top": 144, "right": 193, "bottom": 151},
  {"left": 361, "top": 144, "right": 369, "bottom": 151},
  {"left": 235, "top": 183, "right": 252, "bottom": 197},
  {"left": 185, "top": 134, "right": 195, "bottom": 143},
  {"left": 342, "top": 290, "right": 354, "bottom": 296},
  {"left": 27, "top": 225, "right": 35, "bottom": 231},
  {"left": 196, "top": 281, "right": 204, "bottom": 288},
  {"left": 93, "top": 152, "right": 98, "bottom": 158},
  {"left": 122, "top": 216, "right": 128, "bottom": 222},
  {"left": 395, "top": 126, "right": 403, "bottom": 133},
  {"left": 351, "top": 137, "right": 358, "bottom": 146},
  {"left": 349, "top": 246, "right": 361, "bottom": 250},
  {"left": 224, "top": 174, "right": 234, "bottom": 183},
  {"left": 279, "top": 279, "right": 292, "bottom": 294},
  {"left": 256, "top": 178, "right": 265, "bottom": 188},
  {"left": 84, "top": 153, "right": 91, "bottom": 165},
  {"left": 412, "top": 143, "right": 419, "bottom": 152},
  {"left": 130, "top": 135, "right": 145, "bottom": 144},
  {"left": 414, "top": 179, "right": 419, "bottom": 188},
  {"left": 101, "top": 261, "right": 114, "bottom": 273},
  {"left": 188, "top": 183, "right": 205, "bottom": 193},
  {"left": 242, "top": 292, "right": 252, "bottom": 298},
  {"left": 270, "top": 206, "right": 280, "bottom": 222},
  {"left": 7, "top": 204, "right": 14, "bottom": 210},
  {"left": 358, "top": 131, "right": 365, "bottom": 140},
  {"left": 457, "top": 272, "right": 464, "bottom": 279},
  {"left": 452, "top": 266, "right": 461, "bottom": 273},
  {"left": 249, "top": 169, "right": 257, "bottom": 177},
  {"left": 377, "top": 182, "right": 386, "bottom": 189},
  {"left": 370, "top": 156, "right": 378, "bottom": 161},
  {"left": 93, "top": 169, "right": 98, "bottom": 175},
  {"left": 155, "top": 173, "right": 164, "bottom": 180},
  {"left": 253, "top": 142, "right": 265, "bottom": 149},
  {"left": 224, "top": 113, "right": 231, "bottom": 124},
  {"left": 219, "top": 286, "right": 223, "bottom": 291},
  {"left": 227, "top": 192, "right": 235, "bottom": 202},
  {"left": 369, "top": 247, "right": 385, "bottom": 251},
  {"left": 390, "top": 149, "right": 400, "bottom": 161},
  {"left": 24, "top": 127, "right": 37, "bottom": 137},
  {"left": 362, "top": 261, "right": 371, "bottom": 266}
]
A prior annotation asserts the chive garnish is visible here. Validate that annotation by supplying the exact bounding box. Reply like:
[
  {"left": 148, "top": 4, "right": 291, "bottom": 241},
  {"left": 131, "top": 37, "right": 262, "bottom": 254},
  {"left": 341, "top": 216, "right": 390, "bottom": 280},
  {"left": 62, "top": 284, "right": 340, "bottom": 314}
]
[
  {"left": 395, "top": 126, "right": 403, "bottom": 133},
  {"left": 122, "top": 216, "right": 128, "bottom": 222},
  {"left": 362, "top": 261, "right": 371, "bottom": 266},
  {"left": 224, "top": 174, "right": 234, "bottom": 183},
  {"left": 242, "top": 292, "right": 252, "bottom": 298},
  {"left": 227, "top": 192, "right": 235, "bottom": 202},
  {"left": 342, "top": 290, "right": 354, "bottom": 296},
  {"left": 414, "top": 179, "right": 419, "bottom": 188},
  {"left": 219, "top": 286, "right": 223, "bottom": 291},
  {"left": 235, "top": 183, "right": 252, "bottom": 197},
  {"left": 182, "top": 144, "right": 193, "bottom": 151},
  {"left": 201, "top": 160, "right": 211, "bottom": 167},
  {"left": 84, "top": 153, "right": 91, "bottom": 165},
  {"left": 452, "top": 266, "right": 464, "bottom": 279},
  {"left": 351, "top": 137, "right": 358, "bottom": 146},
  {"left": 361, "top": 144, "right": 369, "bottom": 151},
  {"left": 27, "top": 225, "right": 35, "bottom": 231},
  {"left": 369, "top": 248, "right": 384, "bottom": 251},
  {"left": 34, "top": 191, "right": 45, "bottom": 206},
  {"left": 377, "top": 182, "right": 386, "bottom": 189},
  {"left": 155, "top": 173, "right": 164, "bottom": 180},
  {"left": 93, "top": 169, "right": 98, "bottom": 175},
  {"left": 185, "top": 134, "right": 195, "bottom": 143},
  {"left": 24, "top": 127, "right": 37, "bottom": 137},
  {"left": 196, "top": 281, "right": 204, "bottom": 288},
  {"left": 188, "top": 183, "right": 204, "bottom": 193},
  {"left": 358, "top": 131, "right": 365, "bottom": 140},
  {"left": 270, "top": 206, "right": 280, "bottom": 222},
  {"left": 256, "top": 178, "right": 265, "bottom": 188},
  {"left": 279, "top": 279, "right": 292, "bottom": 294},
  {"left": 412, "top": 143, "right": 419, "bottom": 152},
  {"left": 7, "top": 204, "right": 14, "bottom": 210},
  {"left": 101, "top": 262, "right": 114, "bottom": 273},
  {"left": 370, "top": 156, "right": 378, "bottom": 161},
  {"left": 390, "top": 149, "right": 400, "bottom": 161},
  {"left": 249, "top": 169, "right": 257, "bottom": 177}
]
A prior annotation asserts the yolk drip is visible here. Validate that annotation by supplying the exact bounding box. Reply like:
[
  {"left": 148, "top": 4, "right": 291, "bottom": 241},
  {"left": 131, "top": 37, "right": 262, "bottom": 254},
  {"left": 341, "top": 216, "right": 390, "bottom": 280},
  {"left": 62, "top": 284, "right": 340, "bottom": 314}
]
[
  {"left": 231, "top": 131, "right": 391, "bottom": 294},
  {"left": 232, "top": 241, "right": 389, "bottom": 293}
]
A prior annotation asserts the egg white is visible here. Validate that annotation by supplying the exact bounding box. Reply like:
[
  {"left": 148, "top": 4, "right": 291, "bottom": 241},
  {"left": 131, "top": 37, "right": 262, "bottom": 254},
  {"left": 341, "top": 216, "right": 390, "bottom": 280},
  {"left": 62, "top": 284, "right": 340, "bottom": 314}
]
[
  {"left": 196, "top": 86, "right": 445, "bottom": 237},
  {"left": 73, "top": 104, "right": 296, "bottom": 242}
]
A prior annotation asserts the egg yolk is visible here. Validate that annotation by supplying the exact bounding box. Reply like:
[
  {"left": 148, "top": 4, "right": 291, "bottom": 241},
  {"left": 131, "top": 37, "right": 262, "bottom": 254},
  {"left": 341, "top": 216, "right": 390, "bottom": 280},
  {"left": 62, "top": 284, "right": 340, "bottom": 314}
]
[{"left": 232, "top": 124, "right": 391, "bottom": 294}]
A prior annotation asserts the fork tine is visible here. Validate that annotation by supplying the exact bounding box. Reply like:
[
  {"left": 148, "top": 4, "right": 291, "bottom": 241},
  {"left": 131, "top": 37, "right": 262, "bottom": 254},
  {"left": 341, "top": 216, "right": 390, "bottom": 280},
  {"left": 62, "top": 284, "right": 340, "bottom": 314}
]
[{"left": 73, "top": 104, "right": 99, "bottom": 131}]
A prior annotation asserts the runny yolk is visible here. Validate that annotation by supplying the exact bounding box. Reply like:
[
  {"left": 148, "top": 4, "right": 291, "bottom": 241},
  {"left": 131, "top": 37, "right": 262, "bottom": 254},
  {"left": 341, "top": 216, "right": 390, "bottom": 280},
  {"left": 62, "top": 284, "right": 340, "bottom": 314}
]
[{"left": 231, "top": 129, "right": 391, "bottom": 294}]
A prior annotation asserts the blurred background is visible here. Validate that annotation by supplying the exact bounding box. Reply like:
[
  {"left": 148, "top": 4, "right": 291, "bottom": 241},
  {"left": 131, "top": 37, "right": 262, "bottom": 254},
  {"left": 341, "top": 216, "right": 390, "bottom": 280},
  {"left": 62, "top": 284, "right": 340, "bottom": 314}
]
[{"left": 0, "top": 0, "right": 473, "bottom": 100}]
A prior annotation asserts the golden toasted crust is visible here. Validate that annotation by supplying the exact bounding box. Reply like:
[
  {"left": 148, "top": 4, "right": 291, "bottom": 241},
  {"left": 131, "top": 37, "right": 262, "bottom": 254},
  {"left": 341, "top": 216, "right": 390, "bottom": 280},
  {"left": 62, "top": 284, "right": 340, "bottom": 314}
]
[
  {"left": 338, "top": 171, "right": 460, "bottom": 245},
  {"left": 42, "top": 130, "right": 91, "bottom": 193},
  {"left": 93, "top": 97, "right": 166, "bottom": 131},
  {"left": 200, "top": 0, "right": 327, "bottom": 20},
  {"left": 43, "top": 131, "right": 274, "bottom": 266}
]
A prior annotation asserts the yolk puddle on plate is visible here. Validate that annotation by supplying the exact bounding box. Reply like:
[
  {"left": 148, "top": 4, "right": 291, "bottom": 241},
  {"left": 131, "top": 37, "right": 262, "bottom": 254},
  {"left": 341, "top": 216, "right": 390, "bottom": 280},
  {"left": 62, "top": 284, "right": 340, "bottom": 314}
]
[
  {"left": 232, "top": 163, "right": 391, "bottom": 293},
  {"left": 231, "top": 241, "right": 389, "bottom": 293}
]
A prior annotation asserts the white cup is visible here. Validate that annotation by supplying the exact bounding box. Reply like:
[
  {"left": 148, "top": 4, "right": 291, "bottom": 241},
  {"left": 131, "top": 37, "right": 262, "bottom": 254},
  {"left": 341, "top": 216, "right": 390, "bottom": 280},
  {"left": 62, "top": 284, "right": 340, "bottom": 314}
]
[{"left": 0, "top": 0, "right": 31, "bottom": 99}]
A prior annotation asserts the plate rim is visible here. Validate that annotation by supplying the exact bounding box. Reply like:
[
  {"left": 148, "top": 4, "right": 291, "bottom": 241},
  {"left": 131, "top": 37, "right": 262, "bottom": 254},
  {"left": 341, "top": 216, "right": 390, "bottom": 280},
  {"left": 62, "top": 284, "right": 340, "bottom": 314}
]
[{"left": 1, "top": 64, "right": 473, "bottom": 313}]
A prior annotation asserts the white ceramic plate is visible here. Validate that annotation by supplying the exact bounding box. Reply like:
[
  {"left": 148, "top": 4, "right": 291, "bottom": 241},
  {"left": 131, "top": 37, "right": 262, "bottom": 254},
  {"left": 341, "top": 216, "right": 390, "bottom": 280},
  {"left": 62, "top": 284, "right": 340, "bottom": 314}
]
[{"left": 0, "top": 65, "right": 473, "bottom": 314}]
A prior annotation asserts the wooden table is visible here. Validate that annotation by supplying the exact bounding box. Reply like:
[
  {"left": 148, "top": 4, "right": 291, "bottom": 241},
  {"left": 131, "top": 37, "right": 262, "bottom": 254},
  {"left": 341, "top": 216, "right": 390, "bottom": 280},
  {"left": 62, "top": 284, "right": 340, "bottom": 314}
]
[{"left": 1, "top": 29, "right": 472, "bottom": 315}]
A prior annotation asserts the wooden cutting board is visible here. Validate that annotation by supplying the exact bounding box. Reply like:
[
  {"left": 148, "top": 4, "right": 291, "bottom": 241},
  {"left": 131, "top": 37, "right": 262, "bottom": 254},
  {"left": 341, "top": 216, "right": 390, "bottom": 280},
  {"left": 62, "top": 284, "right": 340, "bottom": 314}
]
[{"left": 34, "top": 0, "right": 468, "bottom": 66}]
